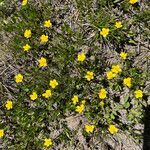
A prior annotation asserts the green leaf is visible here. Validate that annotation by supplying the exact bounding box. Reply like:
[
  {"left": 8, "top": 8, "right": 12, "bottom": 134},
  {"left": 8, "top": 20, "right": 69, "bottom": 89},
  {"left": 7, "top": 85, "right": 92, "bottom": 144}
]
[{"left": 124, "top": 102, "right": 130, "bottom": 109}]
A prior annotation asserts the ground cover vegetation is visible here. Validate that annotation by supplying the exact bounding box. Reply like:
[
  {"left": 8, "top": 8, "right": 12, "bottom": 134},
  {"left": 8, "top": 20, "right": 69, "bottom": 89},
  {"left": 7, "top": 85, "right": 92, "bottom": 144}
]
[{"left": 0, "top": 0, "right": 149, "bottom": 149}]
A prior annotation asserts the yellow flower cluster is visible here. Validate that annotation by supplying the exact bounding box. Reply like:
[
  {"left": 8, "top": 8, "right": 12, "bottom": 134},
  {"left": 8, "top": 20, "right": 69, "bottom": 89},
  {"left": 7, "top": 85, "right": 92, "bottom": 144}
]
[
  {"left": 44, "top": 138, "right": 53, "bottom": 147},
  {"left": 85, "top": 71, "right": 94, "bottom": 81},
  {"left": 72, "top": 95, "right": 79, "bottom": 105},
  {"left": 77, "top": 52, "right": 86, "bottom": 62},
  {"left": 75, "top": 104, "right": 85, "bottom": 113},
  {"left": 29, "top": 79, "right": 58, "bottom": 101},
  {"left": 22, "top": 0, "right": 28, "bottom": 6},
  {"left": 42, "top": 90, "right": 52, "bottom": 98},
  {"left": 106, "top": 71, "right": 117, "bottom": 80},
  {"left": 100, "top": 28, "right": 110, "bottom": 38},
  {"left": 71, "top": 95, "right": 85, "bottom": 113},
  {"left": 15, "top": 74, "right": 23, "bottom": 83},
  {"left": 22, "top": 18, "right": 53, "bottom": 67},
  {"left": 100, "top": 22, "right": 123, "bottom": 38},
  {"left": 40, "top": 35, "right": 49, "bottom": 43},
  {"left": 23, "top": 44, "right": 31, "bottom": 52},
  {"left": 106, "top": 64, "right": 143, "bottom": 99},
  {"left": 5, "top": 100, "right": 13, "bottom": 110},
  {"left": 106, "top": 64, "right": 122, "bottom": 80},
  {"left": 14, "top": 75, "right": 58, "bottom": 101},
  {"left": 123, "top": 77, "right": 132, "bottom": 88},
  {"left": 99, "top": 88, "right": 107, "bottom": 99},
  {"left": 38, "top": 57, "right": 47, "bottom": 67},
  {"left": 13, "top": 16, "right": 53, "bottom": 146},
  {"left": 120, "top": 52, "right": 127, "bottom": 60},
  {"left": 134, "top": 89, "right": 143, "bottom": 99},
  {"left": 30, "top": 92, "right": 38, "bottom": 101},
  {"left": 49, "top": 79, "right": 58, "bottom": 89},
  {"left": 24, "top": 29, "right": 31, "bottom": 38},
  {"left": 85, "top": 125, "right": 95, "bottom": 133},
  {"left": 111, "top": 65, "right": 122, "bottom": 74},
  {"left": 106, "top": 52, "right": 128, "bottom": 79},
  {"left": 115, "top": 21, "right": 123, "bottom": 29},
  {"left": 108, "top": 125, "right": 118, "bottom": 134},
  {"left": 4, "top": 2, "right": 145, "bottom": 147},
  {"left": 129, "top": 0, "right": 138, "bottom": 4},
  {"left": 44, "top": 20, "right": 52, "bottom": 28},
  {"left": 0, "top": 129, "right": 4, "bottom": 138}
]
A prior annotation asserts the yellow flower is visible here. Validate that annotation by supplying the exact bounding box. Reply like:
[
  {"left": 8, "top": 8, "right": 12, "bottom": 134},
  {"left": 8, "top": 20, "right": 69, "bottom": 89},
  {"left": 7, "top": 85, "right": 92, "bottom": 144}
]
[
  {"left": 134, "top": 90, "right": 143, "bottom": 98},
  {"left": 38, "top": 57, "right": 47, "bottom": 67},
  {"left": 99, "top": 88, "right": 107, "bottom": 99},
  {"left": 85, "top": 71, "right": 94, "bottom": 81},
  {"left": 44, "top": 138, "right": 52, "bottom": 147},
  {"left": 15, "top": 74, "right": 23, "bottom": 83},
  {"left": 129, "top": 0, "right": 138, "bottom": 4},
  {"left": 22, "top": 0, "right": 28, "bottom": 6},
  {"left": 120, "top": 52, "right": 127, "bottom": 60},
  {"left": 30, "top": 92, "right": 38, "bottom": 101},
  {"left": 49, "top": 79, "right": 58, "bottom": 89},
  {"left": 5, "top": 100, "right": 13, "bottom": 110},
  {"left": 123, "top": 77, "right": 131, "bottom": 88},
  {"left": 115, "top": 21, "right": 123, "bottom": 29},
  {"left": 111, "top": 65, "right": 122, "bottom": 74},
  {"left": 85, "top": 125, "right": 95, "bottom": 133},
  {"left": 100, "top": 28, "right": 110, "bottom": 38},
  {"left": 72, "top": 95, "right": 79, "bottom": 105},
  {"left": 44, "top": 20, "right": 52, "bottom": 28},
  {"left": 106, "top": 71, "right": 117, "bottom": 80},
  {"left": 108, "top": 125, "right": 118, "bottom": 134},
  {"left": 77, "top": 52, "right": 86, "bottom": 62},
  {"left": 40, "top": 35, "right": 48, "bottom": 43},
  {"left": 42, "top": 90, "right": 52, "bottom": 98},
  {"left": 0, "top": 129, "right": 4, "bottom": 138},
  {"left": 24, "top": 29, "right": 31, "bottom": 38},
  {"left": 23, "top": 44, "right": 31, "bottom": 52},
  {"left": 81, "top": 100, "right": 86, "bottom": 105},
  {"left": 75, "top": 104, "right": 84, "bottom": 113}
]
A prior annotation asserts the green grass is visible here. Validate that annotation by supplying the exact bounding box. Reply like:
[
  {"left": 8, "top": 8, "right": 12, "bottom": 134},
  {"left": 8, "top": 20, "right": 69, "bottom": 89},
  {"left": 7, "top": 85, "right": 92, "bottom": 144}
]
[{"left": 0, "top": 0, "right": 149, "bottom": 149}]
